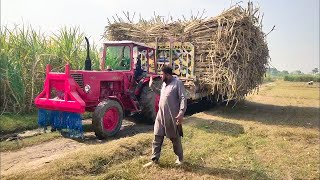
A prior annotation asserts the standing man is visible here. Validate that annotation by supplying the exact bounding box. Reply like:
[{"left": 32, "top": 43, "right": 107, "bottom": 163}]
[{"left": 144, "top": 66, "right": 187, "bottom": 167}]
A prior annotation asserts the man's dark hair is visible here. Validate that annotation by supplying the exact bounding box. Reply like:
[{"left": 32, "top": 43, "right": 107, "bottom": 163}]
[{"left": 161, "top": 65, "right": 173, "bottom": 75}]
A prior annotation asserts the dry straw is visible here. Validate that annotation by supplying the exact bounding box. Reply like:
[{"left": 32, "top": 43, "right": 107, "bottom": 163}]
[{"left": 104, "top": 2, "right": 270, "bottom": 102}]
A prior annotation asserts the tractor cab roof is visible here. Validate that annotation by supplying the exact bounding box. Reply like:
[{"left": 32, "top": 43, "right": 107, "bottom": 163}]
[{"left": 103, "top": 41, "right": 154, "bottom": 49}]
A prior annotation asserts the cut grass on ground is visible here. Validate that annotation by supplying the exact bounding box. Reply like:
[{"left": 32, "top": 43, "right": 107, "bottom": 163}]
[
  {"left": 0, "top": 113, "right": 38, "bottom": 135},
  {"left": 0, "top": 132, "right": 61, "bottom": 152},
  {"left": 256, "top": 81, "right": 320, "bottom": 101},
  {"left": 2, "top": 81, "right": 319, "bottom": 179}
]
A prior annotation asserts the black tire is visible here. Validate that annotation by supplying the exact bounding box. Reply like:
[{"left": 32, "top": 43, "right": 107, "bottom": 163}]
[
  {"left": 92, "top": 100, "right": 123, "bottom": 139},
  {"left": 139, "top": 79, "right": 162, "bottom": 124}
]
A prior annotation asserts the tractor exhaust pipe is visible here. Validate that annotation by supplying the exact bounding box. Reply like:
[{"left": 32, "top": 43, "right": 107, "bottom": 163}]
[{"left": 84, "top": 37, "right": 92, "bottom": 70}]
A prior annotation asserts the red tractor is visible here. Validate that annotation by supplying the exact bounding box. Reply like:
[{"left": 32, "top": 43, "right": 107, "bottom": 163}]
[{"left": 35, "top": 38, "right": 162, "bottom": 139}]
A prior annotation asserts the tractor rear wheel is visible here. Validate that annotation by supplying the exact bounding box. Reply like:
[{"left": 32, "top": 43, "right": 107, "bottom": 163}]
[
  {"left": 92, "top": 100, "right": 123, "bottom": 139},
  {"left": 139, "top": 79, "right": 161, "bottom": 124}
]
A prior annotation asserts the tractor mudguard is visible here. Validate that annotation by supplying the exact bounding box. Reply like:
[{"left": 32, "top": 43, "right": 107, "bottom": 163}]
[{"left": 134, "top": 74, "right": 161, "bottom": 96}]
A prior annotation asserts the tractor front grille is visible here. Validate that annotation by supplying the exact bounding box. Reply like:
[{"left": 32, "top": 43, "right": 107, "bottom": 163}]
[{"left": 71, "top": 73, "right": 84, "bottom": 89}]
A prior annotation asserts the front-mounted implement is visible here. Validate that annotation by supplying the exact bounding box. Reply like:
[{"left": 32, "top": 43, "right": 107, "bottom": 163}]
[{"left": 35, "top": 64, "right": 86, "bottom": 138}]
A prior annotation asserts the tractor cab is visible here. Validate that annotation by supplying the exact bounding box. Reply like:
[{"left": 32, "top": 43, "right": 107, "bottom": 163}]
[{"left": 100, "top": 41, "right": 157, "bottom": 76}]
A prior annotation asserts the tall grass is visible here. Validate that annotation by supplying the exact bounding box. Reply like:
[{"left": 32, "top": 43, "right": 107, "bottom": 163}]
[
  {"left": 284, "top": 74, "right": 320, "bottom": 82},
  {"left": 0, "top": 25, "right": 100, "bottom": 114}
]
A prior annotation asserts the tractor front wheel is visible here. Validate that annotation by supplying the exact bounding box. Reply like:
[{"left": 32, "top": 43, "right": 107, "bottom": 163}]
[{"left": 93, "top": 100, "right": 123, "bottom": 139}]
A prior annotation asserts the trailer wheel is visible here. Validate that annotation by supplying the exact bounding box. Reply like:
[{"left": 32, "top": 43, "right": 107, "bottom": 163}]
[
  {"left": 139, "top": 79, "right": 161, "bottom": 124},
  {"left": 93, "top": 100, "right": 123, "bottom": 139}
]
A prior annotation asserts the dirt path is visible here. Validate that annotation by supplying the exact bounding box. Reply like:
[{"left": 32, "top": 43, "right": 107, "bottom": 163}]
[
  {"left": 1, "top": 138, "right": 85, "bottom": 176},
  {"left": 0, "top": 119, "right": 153, "bottom": 176}
]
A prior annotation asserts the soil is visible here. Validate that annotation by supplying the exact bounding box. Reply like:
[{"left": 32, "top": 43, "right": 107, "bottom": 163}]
[{"left": 0, "top": 118, "right": 153, "bottom": 176}]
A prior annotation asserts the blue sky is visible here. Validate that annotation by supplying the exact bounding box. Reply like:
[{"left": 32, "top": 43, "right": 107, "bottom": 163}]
[{"left": 1, "top": 0, "right": 319, "bottom": 73}]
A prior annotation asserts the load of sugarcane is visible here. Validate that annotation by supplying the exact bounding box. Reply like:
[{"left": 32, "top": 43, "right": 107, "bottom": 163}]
[{"left": 104, "top": 2, "right": 270, "bottom": 101}]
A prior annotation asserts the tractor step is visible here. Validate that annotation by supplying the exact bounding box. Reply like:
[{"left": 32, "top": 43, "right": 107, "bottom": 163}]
[{"left": 128, "top": 90, "right": 141, "bottom": 112}]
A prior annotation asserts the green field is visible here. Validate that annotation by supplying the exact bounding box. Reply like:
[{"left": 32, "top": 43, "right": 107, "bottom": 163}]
[
  {"left": 284, "top": 74, "right": 320, "bottom": 82},
  {"left": 0, "top": 113, "right": 38, "bottom": 135},
  {"left": 2, "top": 81, "right": 319, "bottom": 180}
]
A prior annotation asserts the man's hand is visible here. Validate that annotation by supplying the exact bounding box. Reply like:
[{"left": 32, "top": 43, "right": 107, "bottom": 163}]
[
  {"left": 175, "top": 114, "right": 183, "bottom": 125},
  {"left": 149, "top": 76, "right": 153, "bottom": 87}
]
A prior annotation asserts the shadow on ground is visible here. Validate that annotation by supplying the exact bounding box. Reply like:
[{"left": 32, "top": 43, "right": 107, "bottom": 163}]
[
  {"left": 78, "top": 118, "right": 153, "bottom": 144},
  {"left": 185, "top": 100, "right": 216, "bottom": 116},
  {"left": 77, "top": 100, "right": 217, "bottom": 144},
  {"left": 205, "top": 101, "right": 320, "bottom": 129}
]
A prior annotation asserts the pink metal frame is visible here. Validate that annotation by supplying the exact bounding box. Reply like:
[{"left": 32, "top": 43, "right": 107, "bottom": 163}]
[{"left": 35, "top": 64, "right": 86, "bottom": 113}]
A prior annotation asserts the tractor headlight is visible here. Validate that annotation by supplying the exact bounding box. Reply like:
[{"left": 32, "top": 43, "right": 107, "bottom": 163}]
[{"left": 84, "top": 84, "right": 91, "bottom": 93}]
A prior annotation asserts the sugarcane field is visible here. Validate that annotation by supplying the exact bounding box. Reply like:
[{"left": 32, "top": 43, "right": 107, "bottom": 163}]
[{"left": 0, "top": 0, "right": 319, "bottom": 179}]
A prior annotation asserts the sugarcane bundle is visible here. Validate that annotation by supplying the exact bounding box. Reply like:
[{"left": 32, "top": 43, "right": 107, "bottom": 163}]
[{"left": 104, "top": 2, "right": 269, "bottom": 101}]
